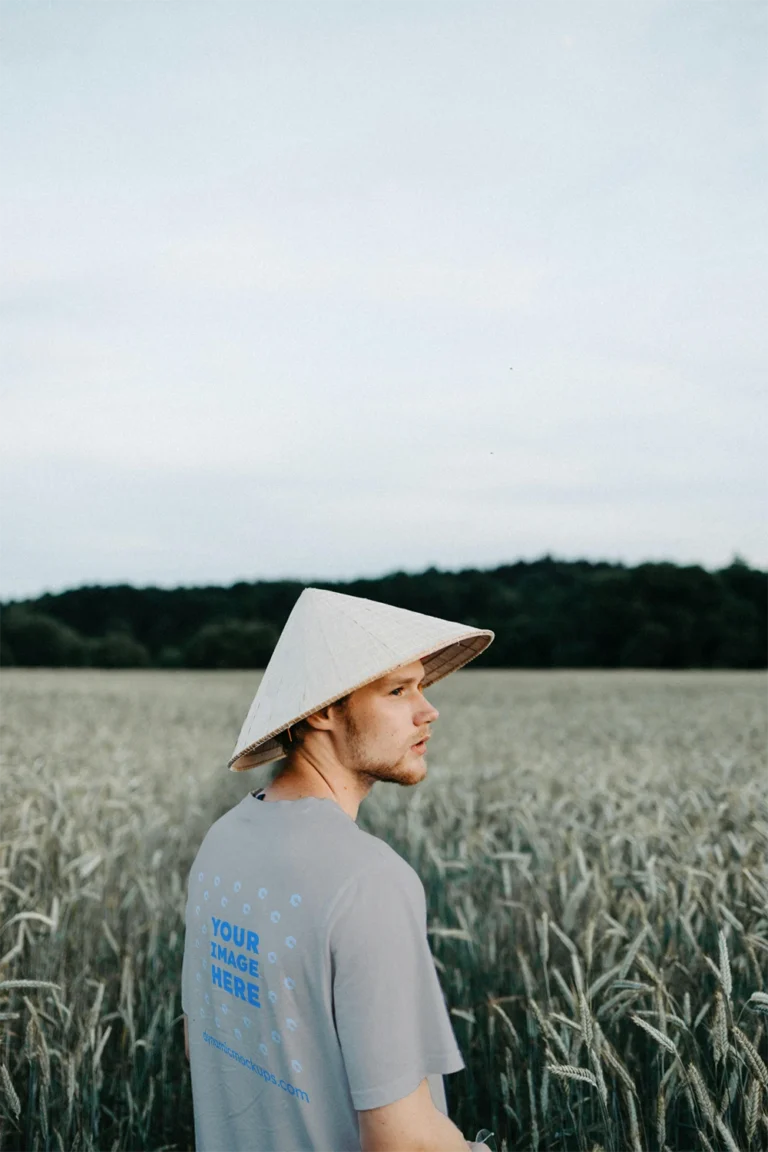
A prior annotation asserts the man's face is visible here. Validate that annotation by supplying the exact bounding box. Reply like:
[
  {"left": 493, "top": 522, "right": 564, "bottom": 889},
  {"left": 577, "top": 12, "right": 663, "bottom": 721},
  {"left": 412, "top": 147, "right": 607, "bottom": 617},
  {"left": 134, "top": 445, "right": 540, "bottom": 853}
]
[{"left": 331, "top": 659, "right": 439, "bottom": 788}]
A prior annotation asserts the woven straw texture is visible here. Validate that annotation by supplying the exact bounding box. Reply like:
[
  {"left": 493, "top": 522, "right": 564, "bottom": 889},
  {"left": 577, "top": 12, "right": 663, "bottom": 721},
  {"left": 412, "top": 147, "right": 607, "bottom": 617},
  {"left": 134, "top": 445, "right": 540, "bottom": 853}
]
[{"left": 228, "top": 587, "right": 494, "bottom": 771}]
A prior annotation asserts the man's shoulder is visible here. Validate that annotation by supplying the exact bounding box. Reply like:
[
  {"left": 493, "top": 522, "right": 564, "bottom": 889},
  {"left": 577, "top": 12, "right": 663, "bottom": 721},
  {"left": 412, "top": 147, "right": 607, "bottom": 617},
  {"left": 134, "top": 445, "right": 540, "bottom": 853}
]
[
  {"left": 355, "top": 827, "right": 421, "bottom": 880},
  {"left": 337, "top": 832, "right": 426, "bottom": 910},
  {"left": 187, "top": 798, "right": 248, "bottom": 868}
]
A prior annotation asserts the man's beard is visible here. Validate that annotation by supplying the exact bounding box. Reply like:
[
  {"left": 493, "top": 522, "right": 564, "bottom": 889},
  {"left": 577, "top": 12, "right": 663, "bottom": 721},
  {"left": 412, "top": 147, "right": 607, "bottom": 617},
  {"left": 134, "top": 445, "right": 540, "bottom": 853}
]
[{"left": 341, "top": 712, "right": 420, "bottom": 787}]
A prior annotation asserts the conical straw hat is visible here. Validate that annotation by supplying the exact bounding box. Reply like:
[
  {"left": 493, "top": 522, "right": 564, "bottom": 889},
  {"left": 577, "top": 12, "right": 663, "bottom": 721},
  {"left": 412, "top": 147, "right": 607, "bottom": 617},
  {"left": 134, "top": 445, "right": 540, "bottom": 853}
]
[{"left": 228, "top": 587, "right": 494, "bottom": 771}]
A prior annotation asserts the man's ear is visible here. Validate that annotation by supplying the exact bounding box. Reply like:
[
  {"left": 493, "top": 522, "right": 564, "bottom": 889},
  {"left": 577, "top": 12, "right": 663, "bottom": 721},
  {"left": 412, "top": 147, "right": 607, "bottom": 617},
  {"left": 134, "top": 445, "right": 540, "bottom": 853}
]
[{"left": 302, "top": 704, "right": 336, "bottom": 732}]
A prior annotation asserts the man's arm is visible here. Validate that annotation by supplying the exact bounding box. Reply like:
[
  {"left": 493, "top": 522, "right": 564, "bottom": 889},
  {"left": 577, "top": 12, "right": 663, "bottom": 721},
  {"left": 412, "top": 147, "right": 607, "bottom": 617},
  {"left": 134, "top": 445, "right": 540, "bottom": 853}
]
[
  {"left": 358, "top": 1077, "right": 480, "bottom": 1152},
  {"left": 184, "top": 1013, "right": 189, "bottom": 1062}
]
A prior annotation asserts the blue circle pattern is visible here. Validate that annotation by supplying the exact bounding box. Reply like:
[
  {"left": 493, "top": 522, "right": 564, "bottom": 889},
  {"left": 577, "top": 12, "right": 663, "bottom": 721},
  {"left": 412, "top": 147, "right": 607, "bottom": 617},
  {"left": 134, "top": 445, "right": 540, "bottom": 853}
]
[{"left": 193, "top": 873, "right": 303, "bottom": 1075}]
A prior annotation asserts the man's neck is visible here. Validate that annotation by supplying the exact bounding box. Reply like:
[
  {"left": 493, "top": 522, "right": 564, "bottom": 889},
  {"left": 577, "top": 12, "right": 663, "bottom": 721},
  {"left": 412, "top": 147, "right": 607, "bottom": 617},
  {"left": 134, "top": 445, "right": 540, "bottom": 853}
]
[{"left": 260, "top": 756, "right": 364, "bottom": 820}]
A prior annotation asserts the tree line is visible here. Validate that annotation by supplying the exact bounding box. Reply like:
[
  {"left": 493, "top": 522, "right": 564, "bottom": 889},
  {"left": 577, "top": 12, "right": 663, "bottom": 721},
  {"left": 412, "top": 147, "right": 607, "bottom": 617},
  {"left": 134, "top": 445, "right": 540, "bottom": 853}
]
[{"left": 0, "top": 555, "right": 764, "bottom": 669}]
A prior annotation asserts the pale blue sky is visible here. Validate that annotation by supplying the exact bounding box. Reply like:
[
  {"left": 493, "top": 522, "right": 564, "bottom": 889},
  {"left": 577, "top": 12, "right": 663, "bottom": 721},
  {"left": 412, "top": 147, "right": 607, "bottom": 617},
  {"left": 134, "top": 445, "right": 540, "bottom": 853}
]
[{"left": 2, "top": 1, "right": 766, "bottom": 599}]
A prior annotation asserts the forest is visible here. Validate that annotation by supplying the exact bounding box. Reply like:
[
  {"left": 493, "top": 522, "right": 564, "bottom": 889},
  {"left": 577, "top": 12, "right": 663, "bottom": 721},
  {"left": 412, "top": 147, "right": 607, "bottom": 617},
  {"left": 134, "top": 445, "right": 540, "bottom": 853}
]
[{"left": 0, "top": 555, "right": 764, "bottom": 669}]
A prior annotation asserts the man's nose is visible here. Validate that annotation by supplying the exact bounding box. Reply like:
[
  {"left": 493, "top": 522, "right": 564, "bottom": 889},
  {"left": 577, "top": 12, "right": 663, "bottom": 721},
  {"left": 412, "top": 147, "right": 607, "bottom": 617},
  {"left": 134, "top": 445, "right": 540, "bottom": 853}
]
[{"left": 420, "top": 700, "right": 439, "bottom": 723}]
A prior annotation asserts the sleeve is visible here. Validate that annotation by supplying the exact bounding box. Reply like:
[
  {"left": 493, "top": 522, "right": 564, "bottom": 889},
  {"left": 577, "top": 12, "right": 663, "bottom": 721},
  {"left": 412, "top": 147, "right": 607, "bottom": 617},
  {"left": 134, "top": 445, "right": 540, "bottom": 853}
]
[
  {"left": 180, "top": 880, "right": 192, "bottom": 1017},
  {"left": 329, "top": 864, "right": 466, "bottom": 1111}
]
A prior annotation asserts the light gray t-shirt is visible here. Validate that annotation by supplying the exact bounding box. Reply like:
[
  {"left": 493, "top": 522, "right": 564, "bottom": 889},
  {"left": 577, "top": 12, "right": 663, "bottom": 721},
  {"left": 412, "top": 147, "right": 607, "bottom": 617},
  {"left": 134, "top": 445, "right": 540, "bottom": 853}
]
[{"left": 181, "top": 788, "right": 466, "bottom": 1152}]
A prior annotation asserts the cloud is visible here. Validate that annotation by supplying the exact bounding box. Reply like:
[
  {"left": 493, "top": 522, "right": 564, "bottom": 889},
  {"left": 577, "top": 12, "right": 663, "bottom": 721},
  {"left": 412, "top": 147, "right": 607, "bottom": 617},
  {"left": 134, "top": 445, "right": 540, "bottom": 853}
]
[{"left": 1, "top": 0, "right": 765, "bottom": 596}]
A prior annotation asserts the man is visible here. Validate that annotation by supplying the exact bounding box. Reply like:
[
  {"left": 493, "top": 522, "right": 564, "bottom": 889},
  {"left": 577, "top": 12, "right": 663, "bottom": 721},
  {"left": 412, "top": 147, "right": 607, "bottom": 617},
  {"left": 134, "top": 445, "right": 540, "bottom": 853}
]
[{"left": 181, "top": 587, "right": 495, "bottom": 1151}]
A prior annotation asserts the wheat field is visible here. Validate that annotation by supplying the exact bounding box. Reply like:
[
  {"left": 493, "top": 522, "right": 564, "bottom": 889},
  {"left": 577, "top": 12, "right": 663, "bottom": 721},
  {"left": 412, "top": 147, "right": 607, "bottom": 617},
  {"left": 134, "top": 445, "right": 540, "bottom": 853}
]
[{"left": 0, "top": 668, "right": 766, "bottom": 1151}]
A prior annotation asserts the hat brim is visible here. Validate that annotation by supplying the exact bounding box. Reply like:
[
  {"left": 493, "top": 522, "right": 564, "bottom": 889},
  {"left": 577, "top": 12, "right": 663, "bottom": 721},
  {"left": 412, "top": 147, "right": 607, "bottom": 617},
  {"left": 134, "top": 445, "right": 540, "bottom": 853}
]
[{"left": 228, "top": 629, "right": 493, "bottom": 772}]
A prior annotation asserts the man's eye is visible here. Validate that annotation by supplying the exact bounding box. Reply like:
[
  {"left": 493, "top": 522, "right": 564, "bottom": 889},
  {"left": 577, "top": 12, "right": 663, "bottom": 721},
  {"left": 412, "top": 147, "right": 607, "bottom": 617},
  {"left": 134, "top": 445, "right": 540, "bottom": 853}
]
[{"left": 391, "top": 687, "right": 405, "bottom": 696}]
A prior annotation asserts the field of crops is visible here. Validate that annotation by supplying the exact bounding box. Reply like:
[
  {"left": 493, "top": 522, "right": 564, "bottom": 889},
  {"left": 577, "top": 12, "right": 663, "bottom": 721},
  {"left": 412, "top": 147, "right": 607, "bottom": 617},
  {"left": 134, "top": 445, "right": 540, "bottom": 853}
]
[{"left": 0, "top": 668, "right": 766, "bottom": 1151}]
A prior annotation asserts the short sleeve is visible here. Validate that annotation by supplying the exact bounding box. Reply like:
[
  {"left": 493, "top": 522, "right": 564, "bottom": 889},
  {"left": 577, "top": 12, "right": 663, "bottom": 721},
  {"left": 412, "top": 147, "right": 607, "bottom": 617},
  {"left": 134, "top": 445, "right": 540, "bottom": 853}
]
[
  {"left": 181, "top": 883, "right": 192, "bottom": 1017},
  {"left": 329, "top": 864, "right": 465, "bottom": 1111}
]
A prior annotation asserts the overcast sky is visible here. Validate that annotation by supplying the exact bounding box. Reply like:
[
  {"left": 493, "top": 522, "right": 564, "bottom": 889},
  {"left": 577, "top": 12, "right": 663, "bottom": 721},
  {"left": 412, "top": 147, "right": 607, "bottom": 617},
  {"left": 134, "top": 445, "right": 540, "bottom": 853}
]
[{"left": 2, "top": 1, "right": 766, "bottom": 601}]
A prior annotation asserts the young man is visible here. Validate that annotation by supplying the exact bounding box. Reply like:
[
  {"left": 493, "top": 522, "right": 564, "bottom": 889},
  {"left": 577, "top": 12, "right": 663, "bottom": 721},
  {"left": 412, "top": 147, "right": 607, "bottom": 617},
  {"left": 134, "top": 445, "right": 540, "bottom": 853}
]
[{"left": 181, "top": 587, "right": 495, "bottom": 1151}]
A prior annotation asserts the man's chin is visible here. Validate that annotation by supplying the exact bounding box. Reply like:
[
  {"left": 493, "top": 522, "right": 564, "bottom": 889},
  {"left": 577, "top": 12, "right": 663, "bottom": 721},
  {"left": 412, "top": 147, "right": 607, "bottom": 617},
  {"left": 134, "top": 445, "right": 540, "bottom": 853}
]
[
  {"left": 398, "top": 756, "right": 428, "bottom": 785},
  {"left": 358, "top": 751, "right": 428, "bottom": 786}
]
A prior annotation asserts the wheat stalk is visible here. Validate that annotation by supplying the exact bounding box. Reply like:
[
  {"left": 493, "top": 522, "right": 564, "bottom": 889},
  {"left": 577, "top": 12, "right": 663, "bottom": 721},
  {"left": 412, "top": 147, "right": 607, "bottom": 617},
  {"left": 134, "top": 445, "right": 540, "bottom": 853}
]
[
  {"left": 623, "top": 1086, "right": 642, "bottom": 1152},
  {"left": 618, "top": 925, "right": 649, "bottom": 980},
  {"left": 746, "top": 991, "right": 768, "bottom": 1016},
  {"left": 589, "top": 1048, "right": 608, "bottom": 1107},
  {"left": 0, "top": 979, "right": 61, "bottom": 992},
  {"left": 687, "top": 1062, "right": 716, "bottom": 1129},
  {"left": 583, "top": 917, "right": 597, "bottom": 971},
  {"left": 600, "top": 1041, "right": 638, "bottom": 1097},
  {"left": 710, "top": 991, "right": 728, "bottom": 1064},
  {"left": 547, "top": 1064, "right": 599, "bottom": 1088},
  {"left": 578, "top": 992, "right": 594, "bottom": 1050},
  {"left": 714, "top": 1115, "right": 740, "bottom": 1152},
  {"left": 39, "top": 1082, "right": 49, "bottom": 1146},
  {"left": 526, "top": 1065, "right": 539, "bottom": 1149},
  {"left": 718, "top": 930, "right": 733, "bottom": 1001},
  {"left": 540, "top": 1063, "right": 550, "bottom": 1120},
  {"left": 745, "top": 1078, "right": 761, "bottom": 1144},
  {"left": 683, "top": 991, "right": 691, "bottom": 1027},
  {"left": 732, "top": 1025, "right": 768, "bottom": 1090},
  {"left": 538, "top": 912, "right": 550, "bottom": 970},
  {"left": 656, "top": 1087, "right": 666, "bottom": 1149},
  {"left": 571, "top": 950, "right": 585, "bottom": 996},
  {"left": 629, "top": 1013, "right": 678, "bottom": 1055},
  {"left": 0, "top": 1064, "right": 20, "bottom": 1118}
]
